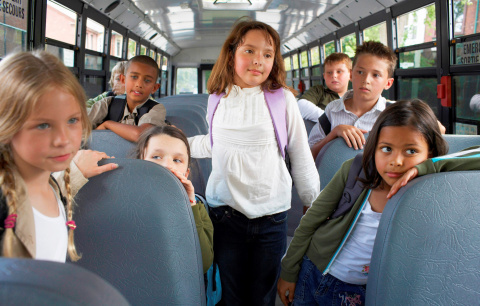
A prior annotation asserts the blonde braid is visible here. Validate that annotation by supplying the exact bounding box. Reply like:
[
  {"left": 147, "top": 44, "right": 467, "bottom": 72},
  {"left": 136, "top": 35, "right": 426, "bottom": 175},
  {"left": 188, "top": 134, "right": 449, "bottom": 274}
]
[
  {"left": 64, "top": 167, "right": 81, "bottom": 261},
  {"left": 0, "top": 149, "right": 19, "bottom": 257}
]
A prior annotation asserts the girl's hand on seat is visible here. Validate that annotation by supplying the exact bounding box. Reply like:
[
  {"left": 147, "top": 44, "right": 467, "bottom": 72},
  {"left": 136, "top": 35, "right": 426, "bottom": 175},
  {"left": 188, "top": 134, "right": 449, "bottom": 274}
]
[
  {"left": 73, "top": 149, "right": 118, "bottom": 178},
  {"left": 169, "top": 168, "right": 196, "bottom": 204},
  {"left": 387, "top": 167, "right": 419, "bottom": 199}
]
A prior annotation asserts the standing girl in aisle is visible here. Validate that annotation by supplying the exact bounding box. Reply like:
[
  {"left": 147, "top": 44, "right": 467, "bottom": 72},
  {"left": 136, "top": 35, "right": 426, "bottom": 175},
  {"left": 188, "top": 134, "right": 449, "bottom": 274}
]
[
  {"left": 0, "top": 51, "right": 97, "bottom": 262},
  {"left": 188, "top": 18, "right": 320, "bottom": 305}
]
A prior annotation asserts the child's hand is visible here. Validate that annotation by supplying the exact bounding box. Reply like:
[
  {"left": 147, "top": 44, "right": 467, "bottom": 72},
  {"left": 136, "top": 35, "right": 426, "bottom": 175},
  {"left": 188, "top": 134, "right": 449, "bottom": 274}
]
[
  {"left": 73, "top": 150, "right": 118, "bottom": 178},
  {"left": 277, "top": 277, "right": 296, "bottom": 306},
  {"left": 332, "top": 125, "right": 368, "bottom": 150},
  {"left": 95, "top": 122, "right": 108, "bottom": 130},
  {"left": 168, "top": 168, "right": 196, "bottom": 204},
  {"left": 387, "top": 167, "right": 419, "bottom": 199}
]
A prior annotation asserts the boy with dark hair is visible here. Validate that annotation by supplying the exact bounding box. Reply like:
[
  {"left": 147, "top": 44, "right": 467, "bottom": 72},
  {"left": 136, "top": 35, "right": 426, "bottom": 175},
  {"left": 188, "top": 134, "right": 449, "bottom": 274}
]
[
  {"left": 88, "top": 55, "right": 166, "bottom": 142},
  {"left": 298, "top": 53, "right": 352, "bottom": 121},
  {"left": 309, "top": 41, "right": 397, "bottom": 160}
]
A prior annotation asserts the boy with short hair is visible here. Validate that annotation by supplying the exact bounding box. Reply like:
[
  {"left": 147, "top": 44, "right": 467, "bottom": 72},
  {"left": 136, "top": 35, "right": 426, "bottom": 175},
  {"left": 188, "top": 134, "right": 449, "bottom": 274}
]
[
  {"left": 309, "top": 41, "right": 396, "bottom": 160},
  {"left": 298, "top": 53, "right": 352, "bottom": 121},
  {"left": 88, "top": 55, "right": 166, "bottom": 142}
]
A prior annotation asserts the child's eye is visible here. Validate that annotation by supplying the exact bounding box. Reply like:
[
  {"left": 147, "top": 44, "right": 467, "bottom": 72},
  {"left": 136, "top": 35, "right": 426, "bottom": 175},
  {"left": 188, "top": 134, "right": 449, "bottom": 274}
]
[
  {"left": 152, "top": 155, "right": 162, "bottom": 160},
  {"left": 131, "top": 75, "right": 138, "bottom": 80},
  {"left": 265, "top": 53, "right": 273, "bottom": 58},
  {"left": 173, "top": 158, "right": 182, "bottom": 163},
  {"left": 381, "top": 146, "right": 391, "bottom": 153},
  {"left": 357, "top": 70, "right": 364, "bottom": 75},
  {"left": 406, "top": 149, "right": 417, "bottom": 155},
  {"left": 373, "top": 73, "right": 380, "bottom": 78},
  {"left": 36, "top": 123, "right": 50, "bottom": 130},
  {"left": 68, "top": 117, "right": 79, "bottom": 124},
  {"left": 245, "top": 49, "right": 253, "bottom": 54},
  {"left": 145, "top": 79, "right": 152, "bottom": 83}
]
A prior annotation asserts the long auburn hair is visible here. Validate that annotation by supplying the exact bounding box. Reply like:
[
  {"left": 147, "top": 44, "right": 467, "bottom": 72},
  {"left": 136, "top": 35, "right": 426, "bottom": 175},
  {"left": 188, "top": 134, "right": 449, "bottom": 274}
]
[
  {"left": 207, "top": 17, "right": 290, "bottom": 95},
  {"left": 0, "top": 50, "right": 91, "bottom": 261},
  {"left": 360, "top": 99, "right": 448, "bottom": 189}
]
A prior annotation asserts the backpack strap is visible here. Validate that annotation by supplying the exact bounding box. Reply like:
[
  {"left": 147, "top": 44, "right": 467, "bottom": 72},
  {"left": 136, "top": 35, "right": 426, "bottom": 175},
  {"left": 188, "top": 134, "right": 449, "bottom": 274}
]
[
  {"left": 318, "top": 113, "right": 331, "bottom": 136},
  {"left": 330, "top": 153, "right": 365, "bottom": 219},
  {"left": 135, "top": 99, "right": 159, "bottom": 125},
  {"left": 207, "top": 89, "right": 288, "bottom": 159},
  {"left": 105, "top": 95, "right": 127, "bottom": 123}
]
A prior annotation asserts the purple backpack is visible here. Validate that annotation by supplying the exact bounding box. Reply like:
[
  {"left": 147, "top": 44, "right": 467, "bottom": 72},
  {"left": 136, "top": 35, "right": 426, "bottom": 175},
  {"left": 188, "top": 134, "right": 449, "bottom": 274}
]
[{"left": 207, "top": 88, "right": 288, "bottom": 159}]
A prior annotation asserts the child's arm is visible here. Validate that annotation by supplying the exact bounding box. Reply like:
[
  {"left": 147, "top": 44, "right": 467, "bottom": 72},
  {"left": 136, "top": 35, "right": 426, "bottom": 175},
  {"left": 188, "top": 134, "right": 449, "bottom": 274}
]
[
  {"left": 297, "top": 98, "right": 324, "bottom": 121},
  {"left": 387, "top": 146, "right": 480, "bottom": 198},
  {"left": 191, "top": 203, "right": 214, "bottom": 274},
  {"left": 95, "top": 121, "right": 153, "bottom": 142},
  {"left": 188, "top": 135, "right": 212, "bottom": 159},
  {"left": 311, "top": 124, "right": 368, "bottom": 160}
]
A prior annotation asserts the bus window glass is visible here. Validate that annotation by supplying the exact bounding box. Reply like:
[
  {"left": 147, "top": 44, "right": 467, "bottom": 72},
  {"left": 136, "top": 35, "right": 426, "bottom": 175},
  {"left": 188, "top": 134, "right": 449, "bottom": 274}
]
[
  {"left": 301, "top": 69, "right": 309, "bottom": 77},
  {"left": 312, "top": 66, "right": 321, "bottom": 76},
  {"left": 363, "top": 22, "right": 387, "bottom": 46},
  {"left": 156, "top": 55, "right": 162, "bottom": 72},
  {"left": 110, "top": 59, "right": 119, "bottom": 72},
  {"left": 324, "top": 41, "right": 335, "bottom": 57},
  {"left": 284, "top": 57, "right": 291, "bottom": 71},
  {"left": 453, "top": 0, "right": 480, "bottom": 37},
  {"left": 176, "top": 68, "right": 198, "bottom": 94},
  {"left": 84, "top": 75, "right": 105, "bottom": 99},
  {"left": 340, "top": 33, "right": 356, "bottom": 57},
  {"left": 397, "top": 77, "right": 439, "bottom": 116},
  {"left": 396, "top": 4, "right": 436, "bottom": 47},
  {"left": 85, "top": 18, "right": 104, "bottom": 52},
  {"left": 85, "top": 53, "right": 102, "bottom": 70},
  {"left": 110, "top": 30, "right": 123, "bottom": 57},
  {"left": 150, "top": 50, "right": 155, "bottom": 59},
  {"left": 300, "top": 50, "right": 308, "bottom": 68},
  {"left": 128, "top": 39, "right": 137, "bottom": 59},
  {"left": 0, "top": 0, "right": 28, "bottom": 57},
  {"left": 45, "top": 44, "right": 74, "bottom": 67},
  {"left": 312, "top": 79, "right": 323, "bottom": 86},
  {"left": 46, "top": 0, "right": 76, "bottom": 45},
  {"left": 162, "top": 56, "right": 168, "bottom": 70},
  {"left": 399, "top": 47, "right": 437, "bottom": 68},
  {"left": 453, "top": 75, "right": 480, "bottom": 121},
  {"left": 292, "top": 54, "right": 299, "bottom": 70},
  {"left": 140, "top": 45, "right": 147, "bottom": 55},
  {"left": 203, "top": 70, "right": 212, "bottom": 93},
  {"left": 310, "top": 46, "right": 320, "bottom": 66}
]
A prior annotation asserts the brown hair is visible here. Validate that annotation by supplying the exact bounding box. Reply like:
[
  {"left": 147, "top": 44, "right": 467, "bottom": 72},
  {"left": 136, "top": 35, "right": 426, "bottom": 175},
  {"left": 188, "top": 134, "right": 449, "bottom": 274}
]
[
  {"left": 126, "top": 55, "right": 159, "bottom": 80},
  {"left": 324, "top": 52, "right": 352, "bottom": 70},
  {"left": 134, "top": 125, "right": 191, "bottom": 167},
  {"left": 360, "top": 99, "right": 448, "bottom": 189},
  {"left": 0, "top": 50, "right": 91, "bottom": 261},
  {"left": 353, "top": 41, "right": 397, "bottom": 77},
  {"left": 207, "top": 17, "right": 289, "bottom": 95}
]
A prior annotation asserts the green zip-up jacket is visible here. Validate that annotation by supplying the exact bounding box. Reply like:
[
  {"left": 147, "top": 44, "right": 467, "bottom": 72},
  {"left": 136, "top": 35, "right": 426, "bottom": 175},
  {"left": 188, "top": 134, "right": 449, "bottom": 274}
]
[
  {"left": 300, "top": 85, "right": 340, "bottom": 110},
  {"left": 281, "top": 146, "right": 480, "bottom": 283}
]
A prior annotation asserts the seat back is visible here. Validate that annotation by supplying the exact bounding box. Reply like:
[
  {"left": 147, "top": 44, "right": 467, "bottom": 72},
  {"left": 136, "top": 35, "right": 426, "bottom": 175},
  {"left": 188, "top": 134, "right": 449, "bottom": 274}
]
[
  {"left": 86, "top": 130, "right": 135, "bottom": 158},
  {"left": 366, "top": 171, "right": 480, "bottom": 305},
  {"left": 73, "top": 159, "right": 206, "bottom": 305},
  {"left": 0, "top": 258, "right": 129, "bottom": 305},
  {"left": 315, "top": 137, "right": 364, "bottom": 190},
  {"left": 444, "top": 134, "right": 480, "bottom": 153}
]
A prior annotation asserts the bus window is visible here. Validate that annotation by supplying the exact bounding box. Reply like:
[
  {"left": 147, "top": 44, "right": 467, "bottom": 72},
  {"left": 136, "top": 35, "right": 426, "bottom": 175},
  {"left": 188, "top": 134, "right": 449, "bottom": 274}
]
[
  {"left": 397, "top": 77, "right": 438, "bottom": 116},
  {"left": 85, "top": 53, "right": 102, "bottom": 70},
  {"left": 453, "top": 0, "right": 480, "bottom": 37},
  {"left": 84, "top": 75, "right": 105, "bottom": 100},
  {"left": 399, "top": 48, "right": 437, "bottom": 68},
  {"left": 453, "top": 75, "right": 480, "bottom": 122},
  {"left": 323, "top": 41, "right": 335, "bottom": 58},
  {"left": 46, "top": 0, "right": 76, "bottom": 45},
  {"left": 85, "top": 18, "right": 104, "bottom": 53},
  {"left": 396, "top": 3, "right": 436, "bottom": 47},
  {"left": 0, "top": 0, "right": 27, "bottom": 57},
  {"left": 149, "top": 50, "right": 155, "bottom": 60},
  {"left": 45, "top": 45, "right": 74, "bottom": 67},
  {"left": 363, "top": 22, "right": 388, "bottom": 46},
  {"left": 340, "top": 33, "right": 356, "bottom": 57},
  {"left": 110, "top": 31, "right": 123, "bottom": 58},
  {"left": 176, "top": 68, "right": 198, "bottom": 94},
  {"left": 140, "top": 45, "right": 147, "bottom": 55},
  {"left": 127, "top": 38, "right": 137, "bottom": 59},
  {"left": 300, "top": 50, "right": 309, "bottom": 77},
  {"left": 310, "top": 46, "right": 320, "bottom": 66}
]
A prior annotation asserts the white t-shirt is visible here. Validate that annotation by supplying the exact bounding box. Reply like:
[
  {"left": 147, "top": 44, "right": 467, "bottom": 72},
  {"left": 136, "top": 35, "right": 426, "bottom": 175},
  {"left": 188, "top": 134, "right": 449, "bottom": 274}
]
[
  {"left": 33, "top": 187, "right": 68, "bottom": 262},
  {"left": 188, "top": 85, "right": 320, "bottom": 218},
  {"left": 328, "top": 197, "right": 381, "bottom": 285}
]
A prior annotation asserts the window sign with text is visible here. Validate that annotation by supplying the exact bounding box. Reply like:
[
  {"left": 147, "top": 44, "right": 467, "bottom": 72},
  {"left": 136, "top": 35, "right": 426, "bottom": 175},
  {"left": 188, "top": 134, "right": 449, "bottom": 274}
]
[{"left": 456, "top": 39, "right": 480, "bottom": 65}]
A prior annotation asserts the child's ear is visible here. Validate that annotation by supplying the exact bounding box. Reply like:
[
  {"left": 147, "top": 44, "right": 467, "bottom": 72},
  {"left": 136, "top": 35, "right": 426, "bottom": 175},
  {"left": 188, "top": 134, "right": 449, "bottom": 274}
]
[
  {"left": 151, "top": 83, "right": 161, "bottom": 94},
  {"left": 384, "top": 77, "right": 394, "bottom": 90},
  {"left": 120, "top": 74, "right": 125, "bottom": 84},
  {"left": 185, "top": 168, "right": 190, "bottom": 178}
]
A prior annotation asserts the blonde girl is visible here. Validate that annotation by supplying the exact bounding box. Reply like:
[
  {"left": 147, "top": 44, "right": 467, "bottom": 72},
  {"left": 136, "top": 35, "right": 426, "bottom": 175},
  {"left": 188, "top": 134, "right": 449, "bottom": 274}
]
[
  {"left": 278, "top": 100, "right": 448, "bottom": 306},
  {"left": 133, "top": 125, "right": 214, "bottom": 274},
  {"left": 188, "top": 18, "right": 319, "bottom": 305},
  {"left": 0, "top": 50, "right": 92, "bottom": 262}
]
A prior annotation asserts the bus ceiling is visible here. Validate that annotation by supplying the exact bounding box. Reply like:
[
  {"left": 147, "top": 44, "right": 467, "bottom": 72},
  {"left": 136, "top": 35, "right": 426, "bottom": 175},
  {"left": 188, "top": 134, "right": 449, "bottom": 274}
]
[{"left": 82, "top": 0, "right": 405, "bottom": 56}]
